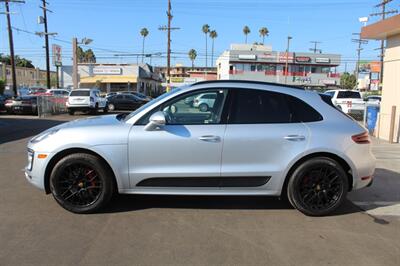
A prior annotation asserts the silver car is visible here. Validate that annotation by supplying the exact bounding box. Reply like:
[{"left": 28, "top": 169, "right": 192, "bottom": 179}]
[{"left": 25, "top": 80, "right": 376, "bottom": 216}]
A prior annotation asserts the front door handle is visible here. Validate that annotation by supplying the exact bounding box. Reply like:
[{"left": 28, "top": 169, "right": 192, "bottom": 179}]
[
  {"left": 284, "top": 135, "right": 306, "bottom": 141},
  {"left": 199, "top": 135, "right": 221, "bottom": 142}
]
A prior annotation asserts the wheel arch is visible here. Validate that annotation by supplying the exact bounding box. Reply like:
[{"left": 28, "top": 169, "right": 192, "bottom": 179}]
[
  {"left": 43, "top": 147, "right": 118, "bottom": 194},
  {"left": 281, "top": 152, "right": 353, "bottom": 197}
]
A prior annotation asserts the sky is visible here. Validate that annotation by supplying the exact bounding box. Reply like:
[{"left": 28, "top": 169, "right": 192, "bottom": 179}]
[{"left": 0, "top": 0, "right": 396, "bottom": 72}]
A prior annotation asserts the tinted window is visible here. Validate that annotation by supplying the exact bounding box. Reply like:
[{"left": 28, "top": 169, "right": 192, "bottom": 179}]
[
  {"left": 324, "top": 91, "right": 335, "bottom": 98},
  {"left": 286, "top": 95, "right": 323, "bottom": 122},
  {"left": 337, "top": 91, "right": 361, "bottom": 99},
  {"left": 229, "top": 89, "right": 291, "bottom": 124},
  {"left": 70, "top": 90, "right": 90, "bottom": 96}
]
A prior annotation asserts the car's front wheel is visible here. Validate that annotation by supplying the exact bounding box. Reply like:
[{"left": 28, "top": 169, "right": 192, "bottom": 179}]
[
  {"left": 287, "top": 157, "right": 348, "bottom": 216},
  {"left": 49, "top": 153, "right": 114, "bottom": 214},
  {"left": 107, "top": 103, "right": 115, "bottom": 111}
]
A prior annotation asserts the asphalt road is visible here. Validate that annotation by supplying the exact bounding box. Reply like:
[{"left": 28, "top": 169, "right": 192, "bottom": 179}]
[{"left": 0, "top": 113, "right": 399, "bottom": 266}]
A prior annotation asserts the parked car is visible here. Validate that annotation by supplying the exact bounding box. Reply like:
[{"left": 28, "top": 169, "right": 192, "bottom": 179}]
[
  {"left": 47, "top": 89, "right": 70, "bottom": 97},
  {"left": 25, "top": 80, "right": 375, "bottom": 216},
  {"left": 5, "top": 96, "right": 38, "bottom": 114},
  {"left": 365, "top": 95, "right": 381, "bottom": 105},
  {"left": 107, "top": 94, "right": 146, "bottom": 111},
  {"left": 28, "top": 87, "right": 47, "bottom": 95},
  {"left": 66, "top": 88, "right": 108, "bottom": 115},
  {"left": 0, "top": 94, "right": 11, "bottom": 111},
  {"left": 193, "top": 92, "right": 217, "bottom": 112},
  {"left": 106, "top": 92, "right": 117, "bottom": 98},
  {"left": 118, "top": 91, "right": 151, "bottom": 102},
  {"left": 324, "top": 90, "right": 365, "bottom": 115}
]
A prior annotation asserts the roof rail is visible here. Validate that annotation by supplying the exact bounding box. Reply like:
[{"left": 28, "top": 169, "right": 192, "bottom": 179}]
[{"left": 191, "top": 80, "right": 305, "bottom": 90}]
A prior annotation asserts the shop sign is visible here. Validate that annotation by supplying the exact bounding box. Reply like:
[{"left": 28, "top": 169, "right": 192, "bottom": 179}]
[
  {"left": 238, "top": 54, "right": 257, "bottom": 60},
  {"left": 315, "top": 58, "right": 330, "bottom": 63},
  {"left": 93, "top": 67, "right": 122, "bottom": 75},
  {"left": 322, "top": 79, "right": 336, "bottom": 85},
  {"left": 278, "top": 52, "right": 294, "bottom": 63},
  {"left": 295, "top": 56, "right": 311, "bottom": 63},
  {"left": 258, "top": 53, "right": 276, "bottom": 62},
  {"left": 170, "top": 77, "right": 184, "bottom": 83},
  {"left": 52, "top": 44, "right": 62, "bottom": 66}
]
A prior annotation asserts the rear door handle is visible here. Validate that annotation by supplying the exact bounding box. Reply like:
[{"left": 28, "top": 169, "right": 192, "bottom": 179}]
[
  {"left": 284, "top": 135, "right": 306, "bottom": 141},
  {"left": 199, "top": 135, "right": 221, "bottom": 142}
]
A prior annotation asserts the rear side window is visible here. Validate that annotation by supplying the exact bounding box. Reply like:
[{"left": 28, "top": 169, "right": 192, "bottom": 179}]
[
  {"left": 229, "top": 89, "right": 291, "bottom": 124},
  {"left": 337, "top": 91, "right": 361, "bottom": 99},
  {"left": 70, "top": 91, "right": 90, "bottom": 96},
  {"left": 286, "top": 95, "right": 323, "bottom": 122}
]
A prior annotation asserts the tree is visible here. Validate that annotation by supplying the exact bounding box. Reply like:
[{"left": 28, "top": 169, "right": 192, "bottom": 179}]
[
  {"left": 340, "top": 72, "right": 357, "bottom": 90},
  {"left": 140, "top": 28, "right": 149, "bottom": 63},
  {"left": 209, "top": 30, "right": 218, "bottom": 67},
  {"left": 77, "top": 47, "right": 96, "bottom": 63},
  {"left": 188, "top": 49, "right": 197, "bottom": 68},
  {"left": 202, "top": 24, "right": 210, "bottom": 67},
  {"left": 259, "top": 27, "right": 269, "bottom": 44},
  {"left": 0, "top": 79, "right": 5, "bottom": 95},
  {"left": 0, "top": 55, "right": 34, "bottom": 68},
  {"left": 243, "top": 26, "right": 251, "bottom": 44}
]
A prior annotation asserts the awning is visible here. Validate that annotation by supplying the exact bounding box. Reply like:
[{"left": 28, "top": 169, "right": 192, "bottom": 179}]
[
  {"left": 80, "top": 75, "right": 137, "bottom": 84},
  {"left": 361, "top": 14, "right": 400, "bottom": 40}
]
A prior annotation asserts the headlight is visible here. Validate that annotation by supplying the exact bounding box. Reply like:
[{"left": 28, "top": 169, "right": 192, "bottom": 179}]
[{"left": 30, "top": 129, "right": 59, "bottom": 143}]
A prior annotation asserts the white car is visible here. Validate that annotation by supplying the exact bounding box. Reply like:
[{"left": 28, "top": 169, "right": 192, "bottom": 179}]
[
  {"left": 193, "top": 92, "right": 217, "bottom": 112},
  {"left": 324, "top": 90, "right": 365, "bottom": 115},
  {"left": 66, "top": 88, "right": 108, "bottom": 115}
]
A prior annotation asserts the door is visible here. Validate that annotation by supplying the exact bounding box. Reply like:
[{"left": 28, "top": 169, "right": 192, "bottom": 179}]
[
  {"left": 128, "top": 89, "right": 229, "bottom": 188},
  {"left": 221, "top": 88, "right": 309, "bottom": 192}
]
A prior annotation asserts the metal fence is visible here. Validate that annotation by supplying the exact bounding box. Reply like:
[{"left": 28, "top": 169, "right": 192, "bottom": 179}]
[{"left": 37, "top": 96, "right": 68, "bottom": 117}]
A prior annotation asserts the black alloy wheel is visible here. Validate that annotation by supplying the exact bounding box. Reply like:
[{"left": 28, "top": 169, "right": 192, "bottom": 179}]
[
  {"left": 50, "top": 153, "right": 114, "bottom": 213},
  {"left": 287, "top": 157, "right": 348, "bottom": 216}
]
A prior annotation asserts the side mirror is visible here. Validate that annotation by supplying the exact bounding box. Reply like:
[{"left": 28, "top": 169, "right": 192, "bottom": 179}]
[{"left": 144, "top": 111, "right": 166, "bottom": 131}]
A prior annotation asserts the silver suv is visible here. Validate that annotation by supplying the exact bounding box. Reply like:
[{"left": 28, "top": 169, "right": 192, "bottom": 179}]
[{"left": 25, "top": 81, "right": 376, "bottom": 216}]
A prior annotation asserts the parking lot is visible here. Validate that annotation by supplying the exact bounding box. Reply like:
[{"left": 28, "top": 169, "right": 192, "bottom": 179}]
[{"left": 0, "top": 113, "right": 399, "bottom": 265}]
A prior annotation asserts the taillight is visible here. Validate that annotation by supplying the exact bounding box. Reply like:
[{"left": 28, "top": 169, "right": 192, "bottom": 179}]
[
  {"left": 5, "top": 100, "right": 12, "bottom": 104},
  {"left": 352, "top": 131, "right": 370, "bottom": 144},
  {"left": 90, "top": 97, "right": 94, "bottom": 102}
]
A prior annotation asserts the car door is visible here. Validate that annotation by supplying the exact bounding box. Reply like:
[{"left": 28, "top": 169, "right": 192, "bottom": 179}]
[
  {"left": 221, "top": 88, "right": 309, "bottom": 193},
  {"left": 128, "top": 89, "right": 229, "bottom": 188}
]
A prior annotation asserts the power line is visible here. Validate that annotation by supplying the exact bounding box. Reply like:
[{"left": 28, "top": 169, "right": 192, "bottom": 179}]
[{"left": 309, "top": 41, "right": 322, "bottom": 53}]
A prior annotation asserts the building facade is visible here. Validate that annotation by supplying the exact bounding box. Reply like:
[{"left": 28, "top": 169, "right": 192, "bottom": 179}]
[
  {"left": 0, "top": 63, "right": 57, "bottom": 88},
  {"left": 362, "top": 14, "right": 400, "bottom": 142},
  {"left": 155, "top": 65, "right": 217, "bottom": 88},
  {"left": 216, "top": 44, "right": 341, "bottom": 88},
  {"left": 60, "top": 63, "right": 163, "bottom": 96}
]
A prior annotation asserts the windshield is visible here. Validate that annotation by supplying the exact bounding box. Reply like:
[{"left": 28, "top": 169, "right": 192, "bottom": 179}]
[{"left": 123, "top": 87, "right": 183, "bottom": 122}]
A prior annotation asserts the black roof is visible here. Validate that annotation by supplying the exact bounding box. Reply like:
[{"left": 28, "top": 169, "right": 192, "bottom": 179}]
[{"left": 191, "top": 80, "right": 305, "bottom": 90}]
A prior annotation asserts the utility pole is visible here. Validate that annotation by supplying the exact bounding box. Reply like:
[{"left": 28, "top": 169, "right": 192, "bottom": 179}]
[
  {"left": 40, "top": 0, "right": 51, "bottom": 89},
  {"left": 352, "top": 33, "right": 368, "bottom": 88},
  {"left": 158, "top": 0, "right": 180, "bottom": 92},
  {"left": 309, "top": 41, "right": 322, "bottom": 53},
  {"left": 284, "top": 36, "right": 292, "bottom": 84},
  {"left": 1, "top": 0, "right": 25, "bottom": 96},
  {"left": 72, "top": 37, "right": 92, "bottom": 89},
  {"left": 370, "top": 0, "right": 398, "bottom": 85}
]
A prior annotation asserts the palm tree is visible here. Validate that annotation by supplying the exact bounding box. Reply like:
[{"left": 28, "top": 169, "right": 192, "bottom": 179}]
[
  {"left": 202, "top": 24, "right": 210, "bottom": 67},
  {"left": 243, "top": 26, "right": 251, "bottom": 44},
  {"left": 209, "top": 30, "right": 218, "bottom": 67},
  {"left": 259, "top": 27, "right": 269, "bottom": 44},
  {"left": 188, "top": 49, "right": 197, "bottom": 68},
  {"left": 140, "top": 28, "right": 149, "bottom": 63}
]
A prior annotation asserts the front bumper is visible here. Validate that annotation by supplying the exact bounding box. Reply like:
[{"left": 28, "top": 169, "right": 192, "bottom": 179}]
[{"left": 24, "top": 149, "right": 51, "bottom": 191}]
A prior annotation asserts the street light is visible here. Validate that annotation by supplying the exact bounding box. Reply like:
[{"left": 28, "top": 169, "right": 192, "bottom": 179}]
[
  {"left": 72, "top": 37, "right": 93, "bottom": 89},
  {"left": 284, "top": 36, "right": 292, "bottom": 84}
]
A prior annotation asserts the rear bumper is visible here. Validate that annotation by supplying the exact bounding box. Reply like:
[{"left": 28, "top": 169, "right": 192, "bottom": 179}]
[{"left": 345, "top": 143, "right": 376, "bottom": 190}]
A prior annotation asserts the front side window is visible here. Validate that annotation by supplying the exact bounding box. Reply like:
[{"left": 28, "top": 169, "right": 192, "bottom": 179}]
[{"left": 137, "top": 89, "right": 228, "bottom": 125}]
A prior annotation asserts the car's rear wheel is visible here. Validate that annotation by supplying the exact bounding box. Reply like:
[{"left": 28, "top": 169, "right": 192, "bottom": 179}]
[
  {"left": 199, "top": 103, "right": 209, "bottom": 112},
  {"left": 68, "top": 109, "right": 75, "bottom": 115},
  {"left": 49, "top": 153, "right": 114, "bottom": 214},
  {"left": 287, "top": 157, "right": 348, "bottom": 216},
  {"left": 108, "top": 103, "right": 115, "bottom": 111}
]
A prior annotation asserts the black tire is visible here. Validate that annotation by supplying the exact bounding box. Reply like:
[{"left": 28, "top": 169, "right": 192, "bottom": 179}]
[
  {"left": 199, "top": 103, "right": 209, "bottom": 112},
  {"left": 68, "top": 109, "right": 75, "bottom": 115},
  {"left": 287, "top": 157, "right": 348, "bottom": 216},
  {"left": 91, "top": 104, "right": 98, "bottom": 115},
  {"left": 103, "top": 105, "right": 109, "bottom": 113},
  {"left": 49, "top": 153, "right": 115, "bottom": 214},
  {"left": 6, "top": 109, "right": 13, "bottom": 115}
]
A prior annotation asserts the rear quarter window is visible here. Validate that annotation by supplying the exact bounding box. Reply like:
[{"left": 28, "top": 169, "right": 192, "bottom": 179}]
[{"left": 286, "top": 95, "right": 323, "bottom": 122}]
